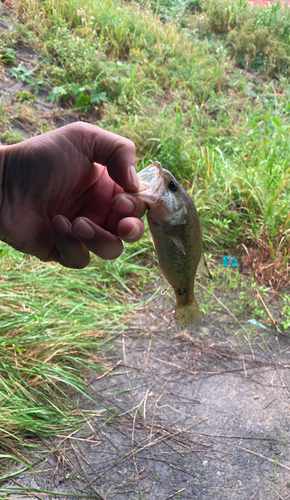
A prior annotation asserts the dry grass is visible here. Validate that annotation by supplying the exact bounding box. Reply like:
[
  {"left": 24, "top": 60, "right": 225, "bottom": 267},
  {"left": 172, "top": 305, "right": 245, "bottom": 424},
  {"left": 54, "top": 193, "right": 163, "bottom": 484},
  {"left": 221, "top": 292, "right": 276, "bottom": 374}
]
[{"left": 240, "top": 233, "right": 290, "bottom": 290}]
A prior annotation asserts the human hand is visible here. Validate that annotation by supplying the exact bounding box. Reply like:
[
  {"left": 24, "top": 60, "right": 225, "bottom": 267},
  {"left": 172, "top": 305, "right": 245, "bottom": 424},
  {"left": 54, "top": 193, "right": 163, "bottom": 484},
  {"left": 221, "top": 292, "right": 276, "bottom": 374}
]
[{"left": 0, "top": 122, "right": 146, "bottom": 268}]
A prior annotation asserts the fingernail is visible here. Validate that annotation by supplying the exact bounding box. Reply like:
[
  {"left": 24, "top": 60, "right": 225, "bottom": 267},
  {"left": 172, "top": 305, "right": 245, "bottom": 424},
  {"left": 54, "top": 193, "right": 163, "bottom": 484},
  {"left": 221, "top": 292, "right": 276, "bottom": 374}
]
[
  {"left": 73, "top": 219, "right": 95, "bottom": 239},
  {"left": 127, "top": 223, "right": 141, "bottom": 240},
  {"left": 53, "top": 215, "right": 70, "bottom": 235},
  {"left": 129, "top": 165, "right": 139, "bottom": 191},
  {"left": 113, "top": 195, "right": 135, "bottom": 214}
]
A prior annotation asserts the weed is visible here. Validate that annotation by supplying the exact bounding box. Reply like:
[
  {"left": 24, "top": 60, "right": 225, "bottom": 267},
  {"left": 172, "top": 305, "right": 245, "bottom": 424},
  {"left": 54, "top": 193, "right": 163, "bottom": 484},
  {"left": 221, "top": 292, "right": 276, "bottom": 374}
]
[
  {"left": 228, "top": 18, "right": 290, "bottom": 75},
  {"left": 281, "top": 294, "right": 290, "bottom": 331},
  {"left": 202, "top": 0, "right": 250, "bottom": 34},
  {"left": 15, "top": 91, "right": 37, "bottom": 102},
  {"left": 9, "top": 63, "right": 43, "bottom": 95},
  {"left": 47, "top": 83, "right": 107, "bottom": 112},
  {"left": 10, "top": 64, "right": 35, "bottom": 85},
  {"left": 0, "top": 243, "right": 151, "bottom": 453},
  {"left": 0, "top": 47, "right": 17, "bottom": 63},
  {"left": 190, "top": 0, "right": 290, "bottom": 76},
  {"left": 0, "top": 129, "right": 26, "bottom": 144}
]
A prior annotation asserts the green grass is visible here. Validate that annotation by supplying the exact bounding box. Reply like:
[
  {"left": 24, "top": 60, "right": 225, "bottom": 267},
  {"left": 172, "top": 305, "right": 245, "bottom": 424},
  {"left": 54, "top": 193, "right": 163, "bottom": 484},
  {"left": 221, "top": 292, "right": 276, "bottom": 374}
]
[
  {"left": 0, "top": 240, "right": 152, "bottom": 461},
  {"left": 1, "top": 0, "right": 288, "bottom": 254},
  {"left": 197, "top": 263, "right": 289, "bottom": 335},
  {"left": 0, "top": 0, "right": 290, "bottom": 473}
]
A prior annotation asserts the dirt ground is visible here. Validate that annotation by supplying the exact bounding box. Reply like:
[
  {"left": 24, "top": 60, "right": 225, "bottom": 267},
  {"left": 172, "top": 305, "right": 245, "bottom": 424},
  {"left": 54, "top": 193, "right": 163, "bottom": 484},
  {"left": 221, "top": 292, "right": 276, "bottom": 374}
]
[
  {"left": 4, "top": 296, "right": 290, "bottom": 500},
  {"left": 0, "top": 4, "right": 99, "bottom": 140}
]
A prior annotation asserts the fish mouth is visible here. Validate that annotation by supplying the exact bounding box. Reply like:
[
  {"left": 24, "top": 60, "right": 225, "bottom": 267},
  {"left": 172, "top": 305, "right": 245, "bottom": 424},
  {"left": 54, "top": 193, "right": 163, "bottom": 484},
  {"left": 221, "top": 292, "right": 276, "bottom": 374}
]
[{"left": 135, "top": 161, "right": 164, "bottom": 203}]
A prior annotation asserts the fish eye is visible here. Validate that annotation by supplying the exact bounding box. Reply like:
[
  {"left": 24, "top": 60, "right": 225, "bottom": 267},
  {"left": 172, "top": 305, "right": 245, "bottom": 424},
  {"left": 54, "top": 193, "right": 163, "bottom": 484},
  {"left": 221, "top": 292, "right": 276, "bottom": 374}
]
[{"left": 168, "top": 180, "right": 178, "bottom": 192}]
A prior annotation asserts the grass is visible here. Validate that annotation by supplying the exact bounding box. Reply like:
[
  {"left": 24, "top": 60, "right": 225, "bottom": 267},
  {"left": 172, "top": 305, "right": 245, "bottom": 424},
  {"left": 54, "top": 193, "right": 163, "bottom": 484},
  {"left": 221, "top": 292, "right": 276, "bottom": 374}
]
[
  {"left": 0, "top": 0, "right": 289, "bottom": 477},
  {"left": 1, "top": 0, "right": 289, "bottom": 255},
  {"left": 0, "top": 240, "right": 152, "bottom": 462},
  {"left": 197, "top": 262, "right": 290, "bottom": 337}
]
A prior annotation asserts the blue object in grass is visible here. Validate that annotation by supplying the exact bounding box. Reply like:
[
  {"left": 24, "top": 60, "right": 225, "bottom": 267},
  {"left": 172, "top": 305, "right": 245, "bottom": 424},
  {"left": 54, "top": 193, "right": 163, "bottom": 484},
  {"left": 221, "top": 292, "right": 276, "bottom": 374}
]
[
  {"left": 248, "top": 318, "right": 267, "bottom": 330},
  {"left": 223, "top": 256, "right": 238, "bottom": 267}
]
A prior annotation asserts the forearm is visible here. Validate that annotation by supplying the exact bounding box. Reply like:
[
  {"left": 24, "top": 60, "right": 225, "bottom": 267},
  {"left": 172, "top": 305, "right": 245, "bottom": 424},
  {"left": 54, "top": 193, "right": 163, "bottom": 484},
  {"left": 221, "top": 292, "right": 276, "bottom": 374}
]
[
  {"left": 0, "top": 142, "right": 23, "bottom": 247},
  {"left": 0, "top": 145, "right": 7, "bottom": 212}
]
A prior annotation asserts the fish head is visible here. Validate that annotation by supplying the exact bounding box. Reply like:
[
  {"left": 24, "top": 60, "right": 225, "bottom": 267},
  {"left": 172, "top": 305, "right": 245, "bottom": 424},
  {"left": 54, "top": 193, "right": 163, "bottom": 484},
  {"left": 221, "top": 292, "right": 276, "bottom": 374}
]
[{"left": 135, "top": 162, "right": 188, "bottom": 225}]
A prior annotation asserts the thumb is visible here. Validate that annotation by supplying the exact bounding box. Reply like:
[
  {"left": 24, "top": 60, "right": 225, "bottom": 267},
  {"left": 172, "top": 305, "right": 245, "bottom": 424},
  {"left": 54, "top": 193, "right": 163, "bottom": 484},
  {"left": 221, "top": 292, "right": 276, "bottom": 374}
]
[{"left": 63, "top": 123, "right": 139, "bottom": 191}]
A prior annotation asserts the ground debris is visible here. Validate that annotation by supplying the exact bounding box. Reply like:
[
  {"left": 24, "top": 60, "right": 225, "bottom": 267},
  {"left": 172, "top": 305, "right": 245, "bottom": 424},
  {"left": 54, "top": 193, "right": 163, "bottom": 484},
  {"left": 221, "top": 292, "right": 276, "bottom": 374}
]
[
  {"left": 240, "top": 235, "right": 290, "bottom": 290},
  {"left": 5, "top": 320, "right": 290, "bottom": 500}
]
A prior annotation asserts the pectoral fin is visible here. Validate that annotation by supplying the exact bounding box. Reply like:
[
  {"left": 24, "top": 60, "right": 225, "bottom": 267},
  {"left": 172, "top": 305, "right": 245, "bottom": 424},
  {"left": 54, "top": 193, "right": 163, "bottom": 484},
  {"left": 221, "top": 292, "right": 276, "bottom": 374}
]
[
  {"left": 161, "top": 274, "right": 169, "bottom": 295},
  {"left": 169, "top": 235, "right": 186, "bottom": 255},
  {"left": 197, "top": 252, "right": 212, "bottom": 279}
]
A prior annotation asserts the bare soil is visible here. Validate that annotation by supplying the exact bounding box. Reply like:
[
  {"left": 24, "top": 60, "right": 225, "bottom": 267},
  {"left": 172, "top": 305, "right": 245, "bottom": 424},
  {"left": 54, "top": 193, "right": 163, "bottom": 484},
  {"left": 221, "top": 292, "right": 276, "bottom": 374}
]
[
  {"left": 0, "top": 4, "right": 100, "bottom": 142},
  {"left": 4, "top": 297, "right": 290, "bottom": 500}
]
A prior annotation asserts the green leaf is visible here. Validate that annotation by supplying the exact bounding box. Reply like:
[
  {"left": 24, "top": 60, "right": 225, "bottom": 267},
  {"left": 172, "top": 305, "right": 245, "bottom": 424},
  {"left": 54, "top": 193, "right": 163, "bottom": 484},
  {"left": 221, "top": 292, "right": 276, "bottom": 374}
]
[
  {"left": 90, "top": 89, "right": 107, "bottom": 104},
  {"left": 74, "top": 93, "right": 91, "bottom": 112},
  {"left": 1, "top": 48, "right": 17, "bottom": 63},
  {"left": 70, "top": 83, "right": 82, "bottom": 95},
  {"left": 272, "top": 117, "right": 281, "bottom": 127}
]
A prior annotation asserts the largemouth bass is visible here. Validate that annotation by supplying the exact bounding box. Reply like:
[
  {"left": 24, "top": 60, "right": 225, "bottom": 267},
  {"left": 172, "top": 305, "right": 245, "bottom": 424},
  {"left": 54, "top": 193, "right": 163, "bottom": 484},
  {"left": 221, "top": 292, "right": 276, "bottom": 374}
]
[{"left": 132, "top": 161, "right": 211, "bottom": 330}]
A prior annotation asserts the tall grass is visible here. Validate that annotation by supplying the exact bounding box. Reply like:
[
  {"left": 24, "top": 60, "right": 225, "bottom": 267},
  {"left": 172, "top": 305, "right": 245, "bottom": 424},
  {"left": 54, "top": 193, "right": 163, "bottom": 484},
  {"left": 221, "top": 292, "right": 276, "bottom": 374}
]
[
  {"left": 0, "top": 241, "right": 152, "bottom": 456},
  {"left": 189, "top": 0, "right": 290, "bottom": 75},
  {"left": 1, "top": 0, "right": 288, "bottom": 248},
  {"left": 7, "top": 0, "right": 226, "bottom": 105}
]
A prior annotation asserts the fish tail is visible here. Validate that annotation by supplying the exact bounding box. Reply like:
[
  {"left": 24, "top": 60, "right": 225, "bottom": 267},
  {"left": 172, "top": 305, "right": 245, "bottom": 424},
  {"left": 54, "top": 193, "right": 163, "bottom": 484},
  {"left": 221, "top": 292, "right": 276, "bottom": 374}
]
[{"left": 175, "top": 298, "right": 200, "bottom": 330}]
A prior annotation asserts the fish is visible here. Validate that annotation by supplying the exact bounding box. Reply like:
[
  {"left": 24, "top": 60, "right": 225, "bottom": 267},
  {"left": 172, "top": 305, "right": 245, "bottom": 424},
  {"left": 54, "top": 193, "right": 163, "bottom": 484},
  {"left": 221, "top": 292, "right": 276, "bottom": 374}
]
[{"left": 132, "top": 161, "right": 212, "bottom": 330}]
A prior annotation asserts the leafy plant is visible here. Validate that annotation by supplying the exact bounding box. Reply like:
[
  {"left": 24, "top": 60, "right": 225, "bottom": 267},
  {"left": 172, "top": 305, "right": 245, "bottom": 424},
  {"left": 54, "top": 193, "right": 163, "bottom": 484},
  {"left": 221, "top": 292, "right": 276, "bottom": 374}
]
[
  {"left": 0, "top": 48, "right": 17, "bottom": 63},
  {"left": 47, "top": 83, "right": 107, "bottom": 112},
  {"left": 10, "top": 64, "right": 43, "bottom": 94},
  {"left": 10, "top": 64, "right": 36, "bottom": 86},
  {"left": 15, "top": 91, "right": 37, "bottom": 102},
  {"left": 248, "top": 113, "right": 281, "bottom": 143},
  {"left": 281, "top": 294, "right": 290, "bottom": 331}
]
